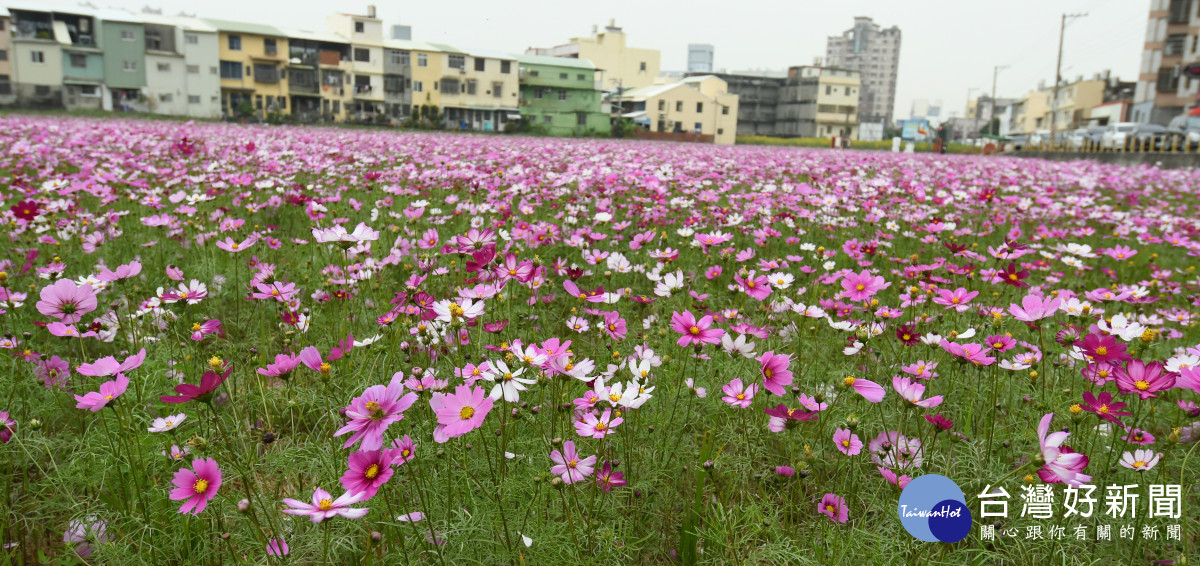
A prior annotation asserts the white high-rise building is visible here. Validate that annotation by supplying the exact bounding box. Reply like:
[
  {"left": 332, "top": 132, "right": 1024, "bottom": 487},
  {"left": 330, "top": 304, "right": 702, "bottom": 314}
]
[{"left": 825, "top": 16, "right": 901, "bottom": 128}]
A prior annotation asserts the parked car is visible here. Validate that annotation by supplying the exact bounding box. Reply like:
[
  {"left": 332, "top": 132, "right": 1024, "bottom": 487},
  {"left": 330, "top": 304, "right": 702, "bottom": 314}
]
[
  {"left": 1067, "top": 128, "right": 1090, "bottom": 151},
  {"left": 1166, "top": 115, "right": 1200, "bottom": 151},
  {"left": 1101, "top": 122, "right": 1138, "bottom": 150},
  {"left": 1010, "top": 134, "right": 1030, "bottom": 150},
  {"left": 1029, "top": 130, "right": 1051, "bottom": 147},
  {"left": 1130, "top": 124, "right": 1169, "bottom": 151}
]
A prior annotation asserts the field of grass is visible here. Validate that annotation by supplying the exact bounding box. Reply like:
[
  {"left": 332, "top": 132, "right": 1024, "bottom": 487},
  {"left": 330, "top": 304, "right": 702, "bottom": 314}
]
[{"left": 0, "top": 114, "right": 1197, "bottom": 565}]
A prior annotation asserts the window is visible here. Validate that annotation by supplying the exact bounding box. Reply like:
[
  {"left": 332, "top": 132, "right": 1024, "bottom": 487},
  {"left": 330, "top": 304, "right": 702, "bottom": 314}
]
[
  {"left": 534, "top": 88, "right": 543, "bottom": 99},
  {"left": 721, "top": 106, "right": 729, "bottom": 115},
  {"left": 418, "top": 53, "right": 427, "bottom": 67},
  {"left": 255, "top": 95, "right": 263, "bottom": 109},
  {"left": 123, "top": 60, "right": 138, "bottom": 72},
  {"left": 559, "top": 72, "right": 568, "bottom": 79},
  {"left": 578, "top": 74, "right": 586, "bottom": 81},
  {"left": 825, "top": 85, "right": 831, "bottom": 95},
  {"left": 501, "top": 60, "right": 511, "bottom": 73},
  {"left": 544, "top": 116, "right": 552, "bottom": 124},
  {"left": 254, "top": 64, "right": 280, "bottom": 83},
  {"left": 475, "top": 58, "right": 485, "bottom": 71},
  {"left": 211, "top": 66, "right": 218, "bottom": 75},
  {"left": 264, "top": 38, "right": 277, "bottom": 55},
  {"left": 1166, "top": 34, "right": 1187, "bottom": 56},
  {"left": 448, "top": 54, "right": 465, "bottom": 70},
  {"left": 35, "top": 85, "right": 51, "bottom": 96},
  {"left": 157, "top": 62, "right": 171, "bottom": 72},
  {"left": 279, "top": 97, "right": 286, "bottom": 109},
  {"left": 189, "top": 95, "right": 201, "bottom": 104},
  {"left": 1158, "top": 66, "right": 1181, "bottom": 93},
  {"left": 228, "top": 35, "right": 241, "bottom": 50},
  {"left": 577, "top": 113, "right": 587, "bottom": 126},
  {"left": 0, "top": 19, "right": 5, "bottom": 31},
  {"left": 493, "top": 82, "right": 502, "bottom": 98},
  {"left": 70, "top": 54, "right": 87, "bottom": 68},
  {"left": 354, "top": 48, "right": 369, "bottom": 62},
  {"left": 187, "top": 64, "right": 199, "bottom": 74},
  {"left": 120, "top": 30, "right": 136, "bottom": 41},
  {"left": 219, "top": 60, "right": 243, "bottom": 79},
  {"left": 675, "top": 101, "right": 682, "bottom": 112},
  {"left": 639, "top": 61, "right": 646, "bottom": 71},
  {"left": 0, "top": 51, "right": 6, "bottom": 62},
  {"left": 355, "top": 21, "right": 365, "bottom": 33},
  {"left": 80, "top": 85, "right": 99, "bottom": 96},
  {"left": 696, "top": 102, "right": 703, "bottom": 112},
  {"left": 32, "top": 51, "right": 46, "bottom": 64},
  {"left": 385, "top": 75, "right": 405, "bottom": 92},
  {"left": 529, "top": 70, "right": 539, "bottom": 77},
  {"left": 186, "top": 34, "right": 199, "bottom": 45},
  {"left": 558, "top": 89, "right": 567, "bottom": 100},
  {"left": 717, "top": 128, "right": 724, "bottom": 135},
  {"left": 0, "top": 76, "right": 9, "bottom": 96},
  {"left": 694, "top": 122, "right": 702, "bottom": 133},
  {"left": 658, "top": 100, "right": 665, "bottom": 111},
  {"left": 333, "top": 101, "right": 340, "bottom": 114},
  {"left": 845, "top": 86, "right": 850, "bottom": 95},
  {"left": 390, "top": 50, "right": 408, "bottom": 65},
  {"left": 440, "top": 78, "right": 459, "bottom": 94},
  {"left": 159, "top": 93, "right": 173, "bottom": 102},
  {"left": 414, "top": 81, "right": 423, "bottom": 92},
  {"left": 466, "top": 79, "right": 477, "bottom": 95}
]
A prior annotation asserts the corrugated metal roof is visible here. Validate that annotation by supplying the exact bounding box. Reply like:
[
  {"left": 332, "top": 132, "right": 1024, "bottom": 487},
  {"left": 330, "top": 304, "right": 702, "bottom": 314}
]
[
  {"left": 622, "top": 82, "right": 684, "bottom": 101},
  {"left": 382, "top": 38, "right": 442, "bottom": 52},
  {"left": 427, "top": 42, "right": 465, "bottom": 54},
  {"left": 202, "top": 18, "right": 286, "bottom": 37},
  {"left": 138, "top": 14, "right": 217, "bottom": 32},
  {"left": 512, "top": 53, "right": 595, "bottom": 70},
  {"left": 281, "top": 28, "right": 349, "bottom": 44}
]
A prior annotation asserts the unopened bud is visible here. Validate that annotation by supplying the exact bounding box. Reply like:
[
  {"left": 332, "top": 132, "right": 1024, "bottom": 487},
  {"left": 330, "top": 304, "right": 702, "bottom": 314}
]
[{"left": 237, "top": 499, "right": 250, "bottom": 513}]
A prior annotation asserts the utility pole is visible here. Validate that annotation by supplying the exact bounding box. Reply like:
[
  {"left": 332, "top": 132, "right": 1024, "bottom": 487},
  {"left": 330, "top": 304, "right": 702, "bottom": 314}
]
[
  {"left": 965, "top": 87, "right": 980, "bottom": 142},
  {"left": 1051, "top": 12, "right": 1087, "bottom": 150},
  {"left": 991, "top": 65, "right": 1009, "bottom": 136}
]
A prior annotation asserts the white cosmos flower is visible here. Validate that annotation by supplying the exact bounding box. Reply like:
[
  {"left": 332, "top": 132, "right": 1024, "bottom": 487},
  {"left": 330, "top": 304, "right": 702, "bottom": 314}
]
[
  {"left": 482, "top": 360, "right": 536, "bottom": 403},
  {"left": 148, "top": 413, "right": 187, "bottom": 433},
  {"left": 721, "top": 332, "right": 757, "bottom": 358}
]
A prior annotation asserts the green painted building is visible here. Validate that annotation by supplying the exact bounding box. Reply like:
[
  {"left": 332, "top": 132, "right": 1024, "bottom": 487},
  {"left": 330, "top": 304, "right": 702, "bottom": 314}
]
[
  {"left": 98, "top": 16, "right": 145, "bottom": 99},
  {"left": 514, "top": 54, "right": 609, "bottom": 136}
]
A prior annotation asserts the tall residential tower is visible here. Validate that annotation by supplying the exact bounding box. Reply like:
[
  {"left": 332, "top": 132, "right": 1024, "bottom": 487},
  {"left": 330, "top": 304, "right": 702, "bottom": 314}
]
[{"left": 824, "top": 16, "right": 900, "bottom": 129}]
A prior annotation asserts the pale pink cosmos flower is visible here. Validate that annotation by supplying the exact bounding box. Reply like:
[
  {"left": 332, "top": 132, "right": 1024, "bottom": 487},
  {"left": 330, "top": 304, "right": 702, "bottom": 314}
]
[
  {"left": 36, "top": 279, "right": 97, "bottom": 324},
  {"left": 430, "top": 385, "right": 493, "bottom": 442},
  {"left": 215, "top": 236, "right": 255, "bottom": 253},
  {"left": 931, "top": 287, "right": 978, "bottom": 312},
  {"left": 843, "top": 376, "right": 885, "bottom": 402},
  {"left": 282, "top": 488, "right": 369, "bottom": 522},
  {"left": 892, "top": 376, "right": 943, "bottom": 408},
  {"left": 76, "top": 348, "right": 147, "bottom": 377},
  {"left": 757, "top": 351, "right": 793, "bottom": 396},
  {"left": 97, "top": 261, "right": 142, "bottom": 282},
  {"left": 832, "top": 428, "right": 863, "bottom": 455},
  {"left": 1008, "top": 293, "right": 1063, "bottom": 322},
  {"left": 549, "top": 440, "right": 596, "bottom": 484},
  {"left": 74, "top": 374, "right": 129, "bottom": 411},
  {"left": 840, "top": 270, "right": 889, "bottom": 302},
  {"left": 334, "top": 372, "right": 418, "bottom": 451},
  {"left": 721, "top": 378, "right": 757, "bottom": 408},
  {"left": 575, "top": 408, "right": 622, "bottom": 439}
]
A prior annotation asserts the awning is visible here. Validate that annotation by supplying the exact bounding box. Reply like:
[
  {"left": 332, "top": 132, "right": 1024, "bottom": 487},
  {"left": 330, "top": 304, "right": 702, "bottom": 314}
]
[
  {"left": 63, "top": 79, "right": 102, "bottom": 85},
  {"left": 1189, "top": 106, "right": 1200, "bottom": 116}
]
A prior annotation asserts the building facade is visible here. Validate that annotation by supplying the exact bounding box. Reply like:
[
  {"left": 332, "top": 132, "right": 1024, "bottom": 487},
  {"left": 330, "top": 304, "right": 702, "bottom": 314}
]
[
  {"left": 205, "top": 19, "right": 289, "bottom": 120},
  {"left": 0, "top": 9, "right": 12, "bottom": 104},
  {"left": 775, "top": 66, "right": 860, "bottom": 139},
  {"left": 432, "top": 46, "right": 518, "bottom": 131},
  {"left": 824, "top": 17, "right": 901, "bottom": 129},
  {"left": 687, "top": 44, "right": 713, "bottom": 74},
  {"left": 1133, "top": 0, "right": 1198, "bottom": 124},
  {"left": 527, "top": 21, "right": 661, "bottom": 90},
  {"left": 326, "top": 9, "right": 385, "bottom": 121},
  {"left": 101, "top": 15, "right": 146, "bottom": 111},
  {"left": 515, "top": 53, "right": 608, "bottom": 136},
  {"left": 9, "top": 5, "right": 69, "bottom": 107},
  {"left": 615, "top": 76, "right": 738, "bottom": 144}
]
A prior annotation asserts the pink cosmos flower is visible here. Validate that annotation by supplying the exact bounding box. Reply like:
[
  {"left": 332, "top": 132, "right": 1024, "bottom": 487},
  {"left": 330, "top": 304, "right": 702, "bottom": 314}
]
[
  {"left": 877, "top": 466, "right": 912, "bottom": 489},
  {"left": 169, "top": 457, "right": 222, "bottom": 515},
  {"left": 430, "top": 385, "right": 493, "bottom": 442},
  {"left": 1114, "top": 359, "right": 1174, "bottom": 400},
  {"left": 985, "top": 334, "right": 1017, "bottom": 353},
  {"left": 389, "top": 435, "right": 416, "bottom": 465},
  {"left": 939, "top": 340, "right": 996, "bottom": 366},
  {"left": 841, "top": 270, "right": 889, "bottom": 302},
  {"left": 670, "top": 310, "right": 725, "bottom": 348},
  {"left": 594, "top": 461, "right": 626, "bottom": 492},
  {"left": 36, "top": 279, "right": 97, "bottom": 324},
  {"left": 832, "top": 428, "right": 863, "bottom": 455},
  {"left": 97, "top": 261, "right": 142, "bottom": 282},
  {"left": 282, "top": 488, "right": 369, "bottom": 522},
  {"left": 575, "top": 408, "right": 623, "bottom": 439},
  {"left": 843, "top": 376, "right": 885, "bottom": 402},
  {"left": 734, "top": 270, "right": 771, "bottom": 301},
  {"left": 1036, "top": 413, "right": 1091, "bottom": 487},
  {"left": 190, "top": 319, "right": 223, "bottom": 341},
  {"left": 1008, "top": 293, "right": 1063, "bottom": 322},
  {"left": 335, "top": 372, "right": 418, "bottom": 451},
  {"left": 756, "top": 350, "right": 794, "bottom": 396},
  {"left": 932, "top": 287, "right": 978, "bottom": 312},
  {"left": 818, "top": 493, "right": 848, "bottom": 523},
  {"left": 892, "top": 376, "right": 943, "bottom": 408},
  {"left": 549, "top": 440, "right": 596, "bottom": 484},
  {"left": 215, "top": 236, "right": 255, "bottom": 253},
  {"left": 0, "top": 411, "right": 14, "bottom": 443},
  {"left": 266, "top": 538, "right": 289, "bottom": 556},
  {"left": 76, "top": 348, "right": 147, "bottom": 377},
  {"left": 74, "top": 374, "right": 129, "bottom": 411},
  {"left": 340, "top": 449, "right": 396, "bottom": 500},
  {"left": 720, "top": 378, "right": 757, "bottom": 408},
  {"left": 257, "top": 353, "right": 301, "bottom": 380}
]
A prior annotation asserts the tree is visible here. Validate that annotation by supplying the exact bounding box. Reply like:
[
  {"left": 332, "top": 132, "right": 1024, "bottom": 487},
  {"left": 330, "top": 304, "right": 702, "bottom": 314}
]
[{"left": 979, "top": 118, "right": 1000, "bottom": 136}]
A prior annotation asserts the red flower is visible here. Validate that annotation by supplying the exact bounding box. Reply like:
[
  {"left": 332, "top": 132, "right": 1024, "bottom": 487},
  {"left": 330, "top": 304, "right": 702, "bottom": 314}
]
[
  {"left": 161, "top": 367, "right": 232, "bottom": 404},
  {"left": 924, "top": 414, "right": 954, "bottom": 430},
  {"left": 763, "top": 404, "right": 819, "bottom": 422},
  {"left": 1078, "top": 391, "right": 1132, "bottom": 426},
  {"left": 997, "top": 262, "right": 1029, "bottom": 288},
  {"left": 10, "top": 200, "right": 40, "bottom": 221},
  {"left": 895, "top": 324, "right": 920, "bottom": 346}
]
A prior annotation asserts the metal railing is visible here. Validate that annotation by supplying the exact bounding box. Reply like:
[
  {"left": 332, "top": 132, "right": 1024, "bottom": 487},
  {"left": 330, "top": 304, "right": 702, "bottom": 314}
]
[{"left": 1011, "top": 135, "right": 1200, "bottom": 154}]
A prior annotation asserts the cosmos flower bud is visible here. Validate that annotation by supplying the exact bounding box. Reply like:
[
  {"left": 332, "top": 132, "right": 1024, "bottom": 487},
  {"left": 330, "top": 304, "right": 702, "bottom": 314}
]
[
  {"left": 262, "top": 432, "right": 276, "bottom": 444},
  {"left": 855, "top": 327, "right": 870, "bottom": 340},
  {"left": 436, "top": 449, "right": 445, "bottom": 459},
  {"left": 188, "top": 435, "right": 208, "bottom": 451},
  {"left": 551, "top": 437, "right": 563, "bottom": 446},
  {"left": 371, "top": 531, "right": 382, "bottom": 543},
  {"left": 237, "top": 499, "right": 250, "bottom": 513},
  {"left": 28, "top": 418, "right": 41, "bottom": 430},
  {"left": 843, "top": 414, "right": 859, "bottom": 430},
  {"left": 702, "top": 460, "right": 714, "bottom": 471},
  {"left": 550, "top": 477, "right": 564, "bottom": 490},
  {"left": 221, "top": 533, "right": 231, "bottom": 541}
]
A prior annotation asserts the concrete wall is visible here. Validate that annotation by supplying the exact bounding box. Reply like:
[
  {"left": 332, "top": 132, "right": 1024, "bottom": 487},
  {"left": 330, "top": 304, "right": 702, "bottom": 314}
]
[
  {"left": 145, "top": 52, "right": 187, "bottom": 115},
  {"left": 1013, "top": 150, "right": 1200, "bottom": 170},
  {"left": 101, "top": 21, "right": 146, "bottom": 90},
  {"left": 181, "top": 30, "right": 221, "bottom": 119}
]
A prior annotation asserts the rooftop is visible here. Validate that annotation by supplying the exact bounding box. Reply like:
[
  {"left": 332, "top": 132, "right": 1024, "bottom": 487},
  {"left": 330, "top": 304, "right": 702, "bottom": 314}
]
[{"left": 202, "top": 18, "right": 286, "bottom": 37}]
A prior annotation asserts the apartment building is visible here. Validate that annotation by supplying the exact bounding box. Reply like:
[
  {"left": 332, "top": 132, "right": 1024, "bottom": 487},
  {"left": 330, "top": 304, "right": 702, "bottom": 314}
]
[
  {"left": 1133, "top": 0, "right": 1199, "bottom": 124},
  {"left": 431, "top": 46, "right": 519, "bottom": 131},
  {"left": 615, "top": 76, "right": 738, "bottom": 144},
  {"left": 527, "top": 21, "right": 660, "bottom": 90},
  {"left": 387, "top": 38, "right": 442, "bottom": 120},
  {"left": 515, "top": 53, "right": 608, "bottom": 136},
  {"left": 0, "top": 9, "right": 11, "bottom": 104},
  {"left": 775, "top": 66, "right": 860, "bottom": 139},
  {"left": 204, "top": 18, "right": 289, "bottom": 120},
  {"left": 824, "top": 17, "right": 901, "bottom": 129},
  {"left": 326, "top": 9, "right": 384, "bottom": 120}
]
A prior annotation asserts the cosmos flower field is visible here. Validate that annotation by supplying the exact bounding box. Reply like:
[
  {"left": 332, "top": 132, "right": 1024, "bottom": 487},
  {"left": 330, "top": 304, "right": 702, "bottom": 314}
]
[{"left": 1, "top": 114, "right": 1199, "bottom": 565}]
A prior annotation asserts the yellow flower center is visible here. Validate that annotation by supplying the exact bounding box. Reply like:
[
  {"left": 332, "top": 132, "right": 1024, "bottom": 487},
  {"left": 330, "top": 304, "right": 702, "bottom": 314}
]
[
  {"left": 193, "top": 479, "right": 209, "bottom": 494},
  {"left": 594, "top": 421, "right": 607, "bottom": 431},
  {"left": 843, "top": 376, "right": 856, "bottom": 386},
  {"left": 1098, "top": 404, "right": 1109, "bottom": 414},
  {"left": 449, "top": 304, "right": 464, "bottom": 317},
  {"left": 1068, "top": 404, "right": 1082, "bottom": 414},
  {"left": 747, "top": 281, "right": 755, "bottom": 288},
  {"left": 855, "top": 284, "right": 865, "bottom": 291},
  {"left": 609, "top": 393, "right": 622, "bottom": 402},
  {"left": 1134, "top": 380, "right": 1150, "bottom": 391},
  {"left": 364, "top": 464, "right": 380, "bottom": 479},
  {"left": 736, "top": 393, "right": 745, "bottom": 400},
  {"left": 320, "top": 362, "right": 331, "bottom": 373},
  {"left": 764, "top": 368, "right": 773, "bottom": 378},
  {"left": 951, "top": 297, "right": 960, "bottom": 304},
  {"left": 825, "top": 504, "right": 835, "bottom": 513},
  {"left": 1133, "top": 460, "right": 1147, "bottom": 469},
  {"left": 503, "top": 372, "right": 514, "bottom": 382},
  {"left": 459, "top": 406, "right": 475, "bottom": 420},
  {"left": 1095, "top": 346, "right": 1107, "bottom": 356},
  {"left": 841, "top": 440, "right": 851, "bottom": 448},
  {"left": 192, "top": 322, "right": 202, "bottom": 331},
  {"left": 689, "top": 326, "right": 700, "bottom": 335},
  {"left": 318, "top": 499, "right": 333, "bottom": 511},
  {"left": 567, "top": 459, "right": 578, "bottom": 468}
]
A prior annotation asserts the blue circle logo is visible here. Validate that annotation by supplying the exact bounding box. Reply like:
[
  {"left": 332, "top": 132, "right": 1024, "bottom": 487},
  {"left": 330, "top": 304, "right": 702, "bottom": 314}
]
[{"left": 897, "top": 474, "right": 972, "bottom": 542}]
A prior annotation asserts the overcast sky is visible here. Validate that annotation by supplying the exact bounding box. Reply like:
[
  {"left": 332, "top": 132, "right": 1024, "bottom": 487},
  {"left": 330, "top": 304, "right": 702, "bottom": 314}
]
[{"left": 132, "top": 0, "right": 1146, "bottom": 121}]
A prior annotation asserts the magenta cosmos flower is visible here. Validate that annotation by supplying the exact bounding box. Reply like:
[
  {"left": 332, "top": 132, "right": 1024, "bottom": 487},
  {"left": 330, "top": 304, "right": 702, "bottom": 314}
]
[
  {"left": 282, "top": 488, "right": 369, "bottom": 522},
  {"left": 160, "top": 367, "right": 231, "bottom": 405},
  {"left": 549, "top": 440, "right": 596, "bottom": 484},
  {"left": 74, "top": 374, "right": 129, "bottom": 411},
  {"left": 757, "top": 351, "right": 793, "bottom": 396},
  {"left": 76, "top": 348, "right": 146, "bottom": 377},
  {"left": 335, "top": 372, "right": 418, "bottom": 451},
  {"left": 430, "top": 384, "right": 493, "bottom": 443},
  {"left": 340, "top": 449, "right": 396, "bottom": 500},
  {"left": 36, "top": 279, "right": 97, "bottom": 324},
  {"left": 720, "top": 378, "right": 757, "bottom": 408},
  {"left": 169, "top": 457, "right": 222, "bottom": 515},
  {"left": 842, "top": 376, "right": 885, "bottom": 402},
  {"left": 1075, "top": 333, "right": 1129, "bottom": 364},
  {"left": 670, "top": 311, "right": 725, "bottom": 348},
  {"left": 892, "top": 376, "right": 943, "bottom": 408},
  {"left": 1114, "top": 359, "right": 1174, "bottom": 400},
  {"left": 594, "top": 461, "right": 626, "bottom": 492},
  {"left": 832, "top": 428, "right": 863, "bottom": 456},
  {"left": 818, "top": 493, "right": 848, "bottom": 523},
  {"left": 1078, "top": 391, "right": 1132, "bottom": 426},
  {"left": 734, "top": 270, "right": 771, "bottom": 301},
  {"left": 0, "top": 411, "right": 14, "bottom": 443},
  {"left": 266, "top": 538, "right": 289, "bottom": 556},
  {"left": 841, "top": 270, "right": 889, "bottom": 302}
]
